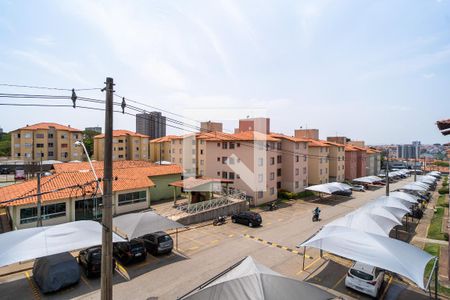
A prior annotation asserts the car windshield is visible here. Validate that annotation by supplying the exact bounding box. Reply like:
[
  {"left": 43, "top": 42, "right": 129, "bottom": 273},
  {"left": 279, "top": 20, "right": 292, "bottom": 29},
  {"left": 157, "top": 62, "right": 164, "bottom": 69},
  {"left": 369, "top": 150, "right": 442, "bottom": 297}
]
[
  {"left": 350, "top": 268, "right": 374, "bottom": 281},
  {"left": 158, "top": 235, "right": 171, "bottom": 243},
  {"left": 90, "top": 251, "right": 101, "bottom": 262}
]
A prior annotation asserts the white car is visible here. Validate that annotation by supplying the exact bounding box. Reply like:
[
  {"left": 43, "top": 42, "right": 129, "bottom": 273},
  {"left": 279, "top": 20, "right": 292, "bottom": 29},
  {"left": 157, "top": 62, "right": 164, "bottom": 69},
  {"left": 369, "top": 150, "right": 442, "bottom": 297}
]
[
  {"left": 351, "top": 184, "right": 365, "bottom": 192},
  {"left": 345, "top": 262, "right": 385, "bottom": 298}
]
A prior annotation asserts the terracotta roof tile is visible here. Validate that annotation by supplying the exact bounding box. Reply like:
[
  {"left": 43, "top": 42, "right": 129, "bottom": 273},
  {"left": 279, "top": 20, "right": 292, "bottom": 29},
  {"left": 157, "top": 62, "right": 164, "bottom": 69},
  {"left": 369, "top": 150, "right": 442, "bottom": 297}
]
[
  {"left": 269, "top": 133, "right": 309, "bottom": 143},
  {"left": 94, "top": 130, "right": 150, "bottom": 139},
  {"left": 150, "top": 135, "right": 182, "bottom": 143},
  {"left": 15, "top": 122, "right": 82, "bottom": 132},
  {"left": 306, "top": 139, "right": 330, "bottom": 147}
]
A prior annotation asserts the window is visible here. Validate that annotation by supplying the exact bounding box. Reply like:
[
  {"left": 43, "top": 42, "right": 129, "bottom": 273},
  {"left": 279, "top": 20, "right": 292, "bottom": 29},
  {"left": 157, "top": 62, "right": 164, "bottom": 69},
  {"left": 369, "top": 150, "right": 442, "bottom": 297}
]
[
  {"left": 136, "top": 147, "right": 140, "bottom": 151},
  {"left": 295, "top": 168, "right": 299, "bottom": 175},
  {"left": 295, "top": 181, "right": 299, "bottom": 188},
  {"left": 192, "top": 139, "right": 196, "bottom": 145},
  {"left": 222, "top": 171, "right": 228, "bottom": 179},
  {"left": 277, "top": 155, "right": 282, "bottom": 164},
  {"left": 192, "top": 149, "right": 195, "bottom": 155},
  {"left": 258, "top": 191, "right": 264, "bottom": 198},
  {"left": 303, "top": 179, "right": 307, "bottom": 187},
  {"left": 295, "top": 143, "right": 300, "bottom": 150},
  {"left": 118, "top": 139, "right": 124, "bottom": 143},
  {"left": 48, "top": 151, "right": 54, "bottom": 156},
  {"left": 61, "top": 143, "right": 68, "bottom": 148},
  {"left": 277, "top": 181, "right": 281, "bottom": 189},
  {"left": 222, "top": 157, "right": 228, "bottom": 164},
  {"left": 36, "top": 133, "right": 44, "bottom": 139},
  {"left": 192, "top": 158, "right": 196, "bottom": 164},
  {"left": 200, "top": 160, "right": 204, "bottom": 165},
  {"left": 179, "top": 158, "right": 182, "bottom": 163},
  {"left": 320, "top": 158, "right": 322, "bottom": 164},
  {"left": 20, "top": 203, "right": 66, "bottom": 224},
  {"left": 73, "top": 134, "right": 79, "bottom": 139},
  {"left": 325, "top": 168, "right": 328, "bottom": 174},
  {"left": 258, "top": 173, "right": 263, "bottom": 182},
  {"left": 228, "top": 157, "right": 235, "bottom": 165},
  {"left": 230, "top": 142, "right": 235, "bottom": 149},
  {"left": 200, "top": 140, "right": 204, "bottom": 145},
  {"left": 172, "top": 158, "right": 175, "bottom": 163},
  {"left": 118, "top": 147, "right": 124, "bottom": 151},
  {"left": 320, "top": 169, "right": 323, "bottom": 175},
  {"left": 270, "top": 172, "right": 275, "bottom": 180},
  {"left": 304, "top": 156, "right": 307, "bottom": 162},
  {"left": 217, "top": 157, "right": 220, "bottom": 162},
  {"left": 119, "top": 154, "right": 124, "bottom": 158},
  {"left": 296, "top": 155, "right": 299, "bottom": 162},
  {"left": 48, "top": 143, "right": 54, "bottom": 148},
  {"left": 320, "top": 147, "right": 323, "bottom": 153},
  {"left": 237, "top": 174, "right": 240, "bottom": 179},
  {"left": 222, "top": 142, "right": 228, "bottom": 149},
  {"left": 24, "top": 143, "right": 32, "bottom": 148},
  {"left": 277, "top": 143, "right": 282, "bottom": 150},
  {"left": 200, "top": 149, "right": 204, "bottom": 155},
  {"left": 60, "top": 134, "right": 66, "bottom": 139},
  {"left": 14, "top": 144, "right": 19, "bottom": 148},
  {"left": 217, "top": 142, "right": 221, "bottom": 147},
  {"left": 24, "top": 133, "right": 32, "bottom": 138},
  {"left": 16, "top": 133, "right": 21, "bottom": 138},
  {"left": 217, "top": 171, "right": 220, "bottom": 176},
  {"left": 229, "top": 172, "right": 235, "bottom": 180},
  {"left": 270, "top": 157, "right": 275, "bottom": 165},
  {"left": 36, "top": 143, "right": 44, "bottom": 148},
  {"left": 270, "top": 187, "right": 275, "bottom": 195},
  {"left": 15, "top": 153, "right": 20, "bottom": 157},
  {"left": 25, "top": 152, "right": 32, "bottom": 158},
  {"left": 237, "top": 143, "right": 240, "bottom": 147},
  {"left": 257, "top": 158, "right": 264, "bottom": 167},
  {"left": 118, "top": 191, "right": 146, "bottom": 206},
  {"left": 277, "top": 168, "right": 281, "bottom": 176},
  {"left": 320, "top": 180, "right": 322, "bottom": 184}
]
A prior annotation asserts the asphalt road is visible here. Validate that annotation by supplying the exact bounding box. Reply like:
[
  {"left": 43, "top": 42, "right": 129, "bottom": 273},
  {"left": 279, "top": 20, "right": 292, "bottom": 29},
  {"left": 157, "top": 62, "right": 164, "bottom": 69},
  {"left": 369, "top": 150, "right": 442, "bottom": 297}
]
[{"left": 0, "top": 176, "right": 432, "bottom": 300}]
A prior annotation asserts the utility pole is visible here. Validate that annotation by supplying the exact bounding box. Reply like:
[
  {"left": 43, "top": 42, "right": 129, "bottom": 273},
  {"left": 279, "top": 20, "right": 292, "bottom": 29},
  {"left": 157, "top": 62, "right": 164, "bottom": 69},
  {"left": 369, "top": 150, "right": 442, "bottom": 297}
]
[
  {"left": 101, "top": 77, "right": 114, "bottom": 300},
  {"left": 385, "top": 149, "right": 389, "bottom": 196},
  {"left": 414, "top": 156, "right": 417, "bottom": 182},
  {"left": 36, "top": 152, "right": 43, "bottom": 227},
  {"left": 159, "top": 142, "right": 162, "bottom": 165}
]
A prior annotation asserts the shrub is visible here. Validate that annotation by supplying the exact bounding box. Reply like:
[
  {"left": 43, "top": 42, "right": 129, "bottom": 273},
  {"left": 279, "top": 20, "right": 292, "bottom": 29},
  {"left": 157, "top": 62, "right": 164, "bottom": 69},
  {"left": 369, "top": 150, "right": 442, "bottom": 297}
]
[{"left": 438, "top": 186, "right": 449, "bottom": 195}]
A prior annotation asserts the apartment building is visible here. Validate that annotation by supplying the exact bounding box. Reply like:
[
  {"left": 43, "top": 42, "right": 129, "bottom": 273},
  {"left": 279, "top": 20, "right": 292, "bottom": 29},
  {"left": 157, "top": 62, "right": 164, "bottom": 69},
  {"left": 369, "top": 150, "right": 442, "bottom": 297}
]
[
  {"left": 305, "top": 140, "right": 330, "bottom": 185},
  {"left": 345, "top": 145, "right": 367, "bottom": 178},
  {"left": 10, "top": 122, "right": 83, "bottom": 162},
  {"left": 344, "top": 145, "right": 358, "bottom": 181},
  {"left": 323, "top": 141, "right": 345, "bottom": 182},
  {"left": 149, "top": 135, "right": 181, "bottom": 162},
  {"left": 201, "top": 121, "right": 223, "bottom": 133},
  {"left": 270, "top": 133, "right": 309, "bottom": 192},
  {"left": 366, "top": 148, "right": 382, "bottom": 176},
  {"left": 93, "top": 130, "right": 149, "bottom": 161},
  {"left": 136, "top": 111, "right": 166, "bottom": 139}
]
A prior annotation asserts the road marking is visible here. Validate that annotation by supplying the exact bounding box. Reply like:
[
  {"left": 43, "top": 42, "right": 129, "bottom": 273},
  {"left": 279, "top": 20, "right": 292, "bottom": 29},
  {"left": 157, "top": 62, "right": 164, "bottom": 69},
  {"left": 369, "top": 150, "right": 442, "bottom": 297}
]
[
  {"left": 188, "top": 246, "right": 199, "bottom": 251},
  {"left": 210, "top": 239, "right": 220, "bottom": 244},
  {"left": 228, "top": 234, "right": 234, "bottom": 238},
  {"left": 243, "top": 234, "right": 313, "bottom": 258},
  {"left": 115, "top": 262, "right": 130, "bottom": 281},
  {"left": 297, "top": 257, "right": 322, "bottom": 275},
  {"left": 24, "top": 271, "right": 41, "bottom": 300},
  {"left": 80, "top": 274, "right": 93, "bottom": 290},
  {"left": 331, "top": 273, "right": 346, "bottom": 289},
  {"left": 380, "top": 275, "right": 393, "bottom": 300}
]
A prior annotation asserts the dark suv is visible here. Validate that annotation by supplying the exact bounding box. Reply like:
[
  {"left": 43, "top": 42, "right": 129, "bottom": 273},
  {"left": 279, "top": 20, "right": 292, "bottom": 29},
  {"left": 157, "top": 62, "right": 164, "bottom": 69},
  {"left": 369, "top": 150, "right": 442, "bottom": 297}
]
[
  {"left": 113, "top": 239, "right": 147, "bottom": 265},
  {"left": 139, "top": 231, "right": 173, "bottom": 255},
  {"left": 78, "top": 246, "right": 115, "bottom": 277},
  {"left": 231, "top": 211, "right": 262, "bottom": 227},
  {"left": 0, "top": 168, "right": 9, "bottom": 175}
]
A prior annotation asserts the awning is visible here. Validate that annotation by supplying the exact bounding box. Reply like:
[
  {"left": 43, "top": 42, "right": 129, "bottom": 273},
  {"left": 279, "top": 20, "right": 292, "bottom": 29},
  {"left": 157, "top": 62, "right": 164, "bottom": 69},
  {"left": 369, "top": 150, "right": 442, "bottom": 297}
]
[
  {"left": 390, "top": 191, "right": 419, "bottom": 204},
  {"left": 299, "top": 226, "right": 435, "bottom": 289},
  {"left": 402, "top": 184, "right": 428, "bottom": 192},
  {"left": 169, "top": 177, "right": 233, "bottom": 192},
  {"left": 352, "top": 177, "right": 376, "bottom": 184},
  {"left": 305, "top": 182, "right": 351, "bottom": 195},
  {"left": 113, "top": 210, "right": 185, "bottom": 240},
  {"left": 373, "top": 196, "right": 412, "bottom": 213},
  {"left": 0, "top": 220, "right": 125, "bottom": 267},
  {"left": 179, "top": 256, "right": 336, "bottom": 300}
]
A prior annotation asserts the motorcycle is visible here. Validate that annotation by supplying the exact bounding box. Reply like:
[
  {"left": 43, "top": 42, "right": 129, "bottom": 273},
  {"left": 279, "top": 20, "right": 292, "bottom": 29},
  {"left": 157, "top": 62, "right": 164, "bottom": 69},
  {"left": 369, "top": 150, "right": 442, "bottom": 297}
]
[
  {"left": 268, "top": 202, "right": 278, "bottom": 211},
  {"left": 312, "top": 210, "right": 320, "bottom": 222},
  {"left": 213, "top": 216, "right": 226, "bottom": 226}
]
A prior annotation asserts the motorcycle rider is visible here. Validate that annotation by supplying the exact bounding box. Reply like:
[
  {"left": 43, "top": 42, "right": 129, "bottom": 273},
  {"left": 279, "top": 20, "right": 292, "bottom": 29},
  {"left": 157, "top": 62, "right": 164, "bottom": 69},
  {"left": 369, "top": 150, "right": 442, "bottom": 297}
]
[{"left": 313, "top": 207, "right": 321, "bottom": 220}]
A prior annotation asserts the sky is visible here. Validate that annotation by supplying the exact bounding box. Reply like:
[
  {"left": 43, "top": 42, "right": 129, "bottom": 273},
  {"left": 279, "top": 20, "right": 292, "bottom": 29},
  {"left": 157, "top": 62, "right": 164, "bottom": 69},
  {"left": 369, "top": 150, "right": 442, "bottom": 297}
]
[{"left": 0, "top": 0, "right": 449, "bottom": 145}]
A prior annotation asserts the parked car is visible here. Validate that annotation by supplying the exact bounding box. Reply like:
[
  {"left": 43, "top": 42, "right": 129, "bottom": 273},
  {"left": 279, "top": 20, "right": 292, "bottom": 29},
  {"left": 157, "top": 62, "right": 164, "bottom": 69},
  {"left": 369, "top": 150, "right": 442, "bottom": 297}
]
[
  {"left": 139, "top": 231, "right": 173, "bottom": 255},
  {"left": 113, "top": 239, "right": 147, "bottom": 264},
  {"left": 332, "top": 189, "right": 352, "bottom": 197},
  {"left": 345, "top": 262, "right": 385, "bottom": 298},
  {"left": 14, "top": 169, "right": 25, "bottom": 180},
  {"left": 231, "top": 211, "right": 262, "bottom": 227},
  {"left": 350, "top": 185, "right": 365, "bottom": 192},
  {"left": 0, "top": 168, "right": 9, "bottom": 175},
  {"left": 33, "top": 252, "right": 80, "bottom": 293},
  {"left": 78, "top": 246, "right": 115, "bottom": 277}
]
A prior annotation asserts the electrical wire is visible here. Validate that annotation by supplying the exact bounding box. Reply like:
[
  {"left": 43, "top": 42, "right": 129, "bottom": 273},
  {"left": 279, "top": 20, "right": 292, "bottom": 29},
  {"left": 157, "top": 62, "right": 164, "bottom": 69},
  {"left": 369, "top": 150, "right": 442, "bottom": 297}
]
[{"left": 0, "top": 83, "right": 102, "bottom": 91}]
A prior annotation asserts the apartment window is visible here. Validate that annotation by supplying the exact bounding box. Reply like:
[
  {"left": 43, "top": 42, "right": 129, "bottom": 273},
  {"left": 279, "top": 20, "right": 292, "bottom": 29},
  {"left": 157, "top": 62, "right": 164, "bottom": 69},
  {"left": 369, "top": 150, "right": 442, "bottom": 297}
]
[
  {"left": 295, "top": 168, "right": 299, "bottom": 175},
  {"left": 295, "top": 181, "right": 299, "bottom": 189},
  {"left": 237, "top": 174, "right": 240, "bottom": 179},
  {"left": 135, "top": 154, "right": 140, "bottom": 159},
  {"left": 270, "top": 157, "right": 275, "bottom": 165},
  {"left": 228, "top": 157, "right": 235, "bottom": 165},
  {"left": 179, "top": 158, "right": 182, "bottom": 163},
  {"left": 342, "top": 165, "right": 345, "bottom": 170},
  {"left": 295, "top": 143, "right": 300, "bottom": 150},
  {"left": 230, "top": 142, "right": 235, "bottom": 149},
  {"left": 200, "top": 160, "right": 204, "bottom": 166},
  {"left": 320, "top": 169, "right": 323, "bottom": 175},
  {"left": 191, "top": 139, "right": 195, "bottom": 145},
  {"left": 24, "top": 143, "right": 32, "bottom": 148},
  {"left": 277, "top": 155, "right": 282, "bottom": 164},
  {"left": 172, "top": 158, "right": 175, "bottom": 163},
  {"left": 179, "top": 140, "right": 182, "bottom": 144},
  {"left": 303, "top": 179, "right": 307, "bottom": 187},
  {"left": 320, "top": 147, "right": 323, "bottom": 153},
  {"left": 217, "top": 157, "right": 220, "bottom": 162},
  {"left": 14, "top": 144, "right": 19, "bottom": 148},
  {"left": 296, "top": 155, "right": 299, "bottom": 162},
  {"left": 118, "top": 139, "right": 124, "bottom": 143},
  {"left": 60, "top": 134, "right": 66, "bottom": 139},
  {"left": 277, "top": 181, "right": 281, "bottom": 189},
  {"left": 277, "top": 143, "right": 282, "bottom": 150},
  {"left": 257, "top": 158, "right": 264, "bottom": 167},
  {"left": 36, "top": 143, "right": 44, "bottom": 148},
  {"left": 192, "top": 158, "right": 196, "bottom": 164},
  {"left": 222, "top": 142, "right": 228, "bottom": 149},
  {"left": 304, "top": 144, "right": 307, "bottom": 149},
  {"left": 136, "top": 147, "right": 140, "bottom": 151},
  {"left": 16, "top": 153, "right": 21, "bottom": 157},
  {"left": 73, "top": 134, "right": 79, "bottom": 139},
  {"left": 270, "top": 172, "right": 275, "bottom": 180},
  {"left": 114, "top": 139, "right": 118, "bottom": 144},
  {"left": 222, "top": 171, "right": 228, "bottom": 179},
  {"left": 258, "top": 191, "right": 264, "bottom": 199},
  {"left": 61, "top": 144, "right": 68, "bottom": 149},
  {"left": 217, "top": 142, "right": 221, "bottom": 147},
  {"left": 277, "top": 168, "right": 281, "bottom": 176},
  {"left": 118, "top": 191, "right": 146, "bottom": 206},
  {"left": 24, "top": 133, "right": 32, "bottom": 138},
  {"left": 16, "top": 133, "right": 21, "bottom": 138},
  {"left": 36, "top": 133, "right": 44, "bottom": 139},
  {"left": 320, "top": 158, "right": 322, "bottom": 164},
  {"left": 48, "top": 143, "right": 54, "bottom": 148},
  {"left": 270, "top": 187, "right": 275, "bottom": 195},
  {"left": 25, "top": 153, "right": 32, "bottom": 158},
  {"left": 48, "top": 151, "right": 54, "bottom": 156},
  {"left": 320, "top": 180, "right": 322, "bottom": 184},
  {"left": 229, "top": 172, "right": 235, "bottom": 180},
  {"left": 200, "top": 149, "right": 204, "bottom": 155},
  {"left": 119, "top": 154, "right": 124, "bottom": 158},
  {"left": 258, "top": 173, "right": 263, "bottom": 182},
  {"left": 200, "top": 140, "right": 204, "bottom": 145},
  {"left": 326, "top": 168, "right": 328, "bottom": 174},
  {"left": 338, "top": 156, "right": 341, "bottom": 161},
  {"left": 118, "top": 147, "right": 124, "bottom": 151},
  {"left": 304, "top": 156, "right": 307, "bottom": 162},
  {"left": 237, "top": 143, "right": 240, "bottom": 147},
  {"left": 217, "top": 171, "right": 220, "bottom": 176},
  {"left": 192, "top": 149, "right": 195, "bottom": 155},
  {"left": 222, "top": 157, "right": 228, "bottom": 164},
  {"left": 20, "top": 203, "right": 66, "bottom": 224},
  {"left": 172, "top": 140, "right": 175, "bottom": 145}
]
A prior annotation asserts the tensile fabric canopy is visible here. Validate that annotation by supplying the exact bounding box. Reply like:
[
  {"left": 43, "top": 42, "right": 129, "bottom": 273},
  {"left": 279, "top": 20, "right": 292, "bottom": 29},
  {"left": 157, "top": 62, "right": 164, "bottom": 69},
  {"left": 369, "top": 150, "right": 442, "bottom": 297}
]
[
  {"left": 389, "top": 191, "right": 419, "bottom": 204},
  {"left": 305, "top": 182, "right": 351, "bottom": 195},
  {"left": 402, "top": 184, "right": 428, "bottom": 192}
]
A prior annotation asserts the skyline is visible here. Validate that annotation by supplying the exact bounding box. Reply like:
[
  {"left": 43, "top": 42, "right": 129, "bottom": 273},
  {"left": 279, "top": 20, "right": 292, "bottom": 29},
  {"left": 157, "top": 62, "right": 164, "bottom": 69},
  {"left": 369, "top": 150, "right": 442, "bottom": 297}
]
[{"left": 0, "top": 0, "right": 449, "bottom": 144}]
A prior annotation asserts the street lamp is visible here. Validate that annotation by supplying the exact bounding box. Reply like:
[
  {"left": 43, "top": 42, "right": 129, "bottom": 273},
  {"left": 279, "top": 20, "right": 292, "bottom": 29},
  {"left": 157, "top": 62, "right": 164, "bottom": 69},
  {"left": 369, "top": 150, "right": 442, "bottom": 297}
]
[{"left": 74, "top": 140, "right": 103, "bottom": 219}]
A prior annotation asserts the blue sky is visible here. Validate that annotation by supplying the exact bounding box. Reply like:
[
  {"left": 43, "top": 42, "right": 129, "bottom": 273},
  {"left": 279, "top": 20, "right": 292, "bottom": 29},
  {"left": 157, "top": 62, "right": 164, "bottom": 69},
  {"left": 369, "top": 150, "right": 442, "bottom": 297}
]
[{"left": 0, "top": 0, "right": 449, "bottom": 144}]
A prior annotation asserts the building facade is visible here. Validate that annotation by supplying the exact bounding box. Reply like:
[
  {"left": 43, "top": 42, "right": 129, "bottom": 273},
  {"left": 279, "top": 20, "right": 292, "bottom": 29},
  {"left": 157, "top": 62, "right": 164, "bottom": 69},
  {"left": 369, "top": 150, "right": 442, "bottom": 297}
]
[
  {"left": 305, "top": 140, "right": 330, "bottom": 185},
  {"left": 10, "top": 122, "right": 83, "bottom": 162},
  {"left": 149, "top": 135, "right": 181, "bottom": 163},
  {"left": 93, "top": 130, "right": 149, "bottom": 161},
  {"left": 85, "top": 127, "right": 102, "bottom": 134},
  {"left": 344, "top": 146, "right": 358, "bottom": 181},
  {"left": 324, "top": 141, "right": 345, "bottom": 182},
  {"left": 200, "top": 121, "right": 223, "bottom": 133},
  {"left": 136, "top": 111, "right": 166, "bottom": 139}
]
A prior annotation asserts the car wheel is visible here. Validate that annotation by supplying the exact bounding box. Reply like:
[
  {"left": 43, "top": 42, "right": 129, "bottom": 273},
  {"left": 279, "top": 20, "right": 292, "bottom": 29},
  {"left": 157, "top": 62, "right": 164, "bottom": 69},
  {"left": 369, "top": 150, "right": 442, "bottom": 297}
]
[{"left": 248, "top": 222, "right": 253, "bottom": 227}]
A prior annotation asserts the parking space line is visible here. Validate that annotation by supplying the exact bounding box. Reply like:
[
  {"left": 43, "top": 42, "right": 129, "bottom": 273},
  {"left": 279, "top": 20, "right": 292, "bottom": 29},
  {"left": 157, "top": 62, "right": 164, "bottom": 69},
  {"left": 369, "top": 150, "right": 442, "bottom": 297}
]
[
  {"left": 331, "top": 273, "right": 346, "bottom": 290},
  {"left": 243, "top": 234, "right": 313, "bottom": 259},
  {"left": 296, "top": 257, "right": 322, "bottom": 275},
  {"left": 24, "top": 271, "right": 41, "bottom": 300},
  {"left": 80, "top": 274, "right": 93, "bottom": 290},
  {"left": 115, "top": 262, "right": 130, "bottom": 281}
]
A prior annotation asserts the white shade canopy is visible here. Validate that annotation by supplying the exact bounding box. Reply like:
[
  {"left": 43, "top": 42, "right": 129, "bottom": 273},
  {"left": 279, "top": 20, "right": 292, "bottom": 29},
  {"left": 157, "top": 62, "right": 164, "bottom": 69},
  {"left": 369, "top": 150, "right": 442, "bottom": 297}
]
[
  {"left": 361, "top": 198, "right": 409, "bottom": 220},
  {"left": 411, "top": 181, "right": 431, "bottom": 189},
  {"left": 402, "top": 184, "right": 428, "bottom": 191},
  {"left": 180, "top": 256, "right": 335, "bottom": 300},
  {"left": 352, "top": 177, "right": 377, "bottom": 184},
  {"left": 299, "top": 225, "right": 435, "bottom": 289},
  {"left": 390, "top": 191, "right": 419, "bottom": 204},
  {"left": 0, "top": 221, "right": 125, "bottom": 268},
  {"left": 357, "top": 205, "right": 403, "bottom": 224},
  {"left": 373, "top": 196, "right": 412, "bottom": 213},
  {"left": 305, "top": 182, "right": 351, "bottom": 195}
]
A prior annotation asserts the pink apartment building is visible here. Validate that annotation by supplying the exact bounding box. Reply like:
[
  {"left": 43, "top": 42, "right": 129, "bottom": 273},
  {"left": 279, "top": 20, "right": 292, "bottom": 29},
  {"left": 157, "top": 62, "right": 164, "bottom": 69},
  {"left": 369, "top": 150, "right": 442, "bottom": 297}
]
[{"left": 344, "top": 145, "right": 358, "bottom": 180}]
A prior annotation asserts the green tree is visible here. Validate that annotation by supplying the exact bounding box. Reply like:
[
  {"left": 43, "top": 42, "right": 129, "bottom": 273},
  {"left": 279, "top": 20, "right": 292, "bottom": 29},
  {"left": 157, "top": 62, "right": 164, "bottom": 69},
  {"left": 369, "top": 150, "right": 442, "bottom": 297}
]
[
  {"left": 0, "top": 132, "right": 11, "bottom": 157},
  {"left": 82, "top": 130, "right": 99, "bottom": 157}
]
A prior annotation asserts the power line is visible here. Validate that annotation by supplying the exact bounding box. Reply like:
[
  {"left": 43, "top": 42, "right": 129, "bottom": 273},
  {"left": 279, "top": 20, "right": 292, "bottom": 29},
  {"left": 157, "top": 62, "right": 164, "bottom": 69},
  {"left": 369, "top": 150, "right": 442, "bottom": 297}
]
[{"left": 0, "top": 83, "right": 102, "bottom": 91}]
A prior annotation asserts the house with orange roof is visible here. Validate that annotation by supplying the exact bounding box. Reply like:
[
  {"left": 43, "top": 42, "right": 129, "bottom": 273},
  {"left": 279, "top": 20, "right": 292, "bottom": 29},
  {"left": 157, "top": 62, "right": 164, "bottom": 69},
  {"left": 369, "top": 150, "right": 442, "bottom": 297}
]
[
  {"left": 0, "top": 161, "right": 182, "bottom": 229},
  {"left": 10, "top": 122, "right": 83, "bottom": 162},
  {"left": 149, "top": 135, "right": 182, "bottom": 162},
  {"left": 93, "top": 130, "right": 150, "bottom": 161}
]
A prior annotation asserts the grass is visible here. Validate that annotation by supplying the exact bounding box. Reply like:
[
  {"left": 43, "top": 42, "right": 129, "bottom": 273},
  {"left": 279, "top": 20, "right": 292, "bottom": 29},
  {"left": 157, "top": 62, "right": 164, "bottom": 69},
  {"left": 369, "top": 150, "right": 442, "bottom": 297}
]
[
  {"left": 437, "top": 194, "right": 448, "bottom": 208},
  {"left": 423, "top": 244, "right": 450, "bottom": 297},
  {"left": 427, "top": 207, "right": 449, "bottom": 241}
]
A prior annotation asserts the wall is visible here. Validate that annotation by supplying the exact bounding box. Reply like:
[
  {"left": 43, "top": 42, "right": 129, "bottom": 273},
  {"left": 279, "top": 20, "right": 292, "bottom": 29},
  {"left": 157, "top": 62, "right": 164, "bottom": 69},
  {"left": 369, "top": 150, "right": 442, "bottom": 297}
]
[
  {"left": 328, "top": 145, "right": 345, "bottom": 182},
  {"left": 345, "top": 151, "right": 358, "bottom": 180},
  {"left": 149, "top": 174, "right": 182, "bottom": 202},
  {"left": 308, "top": 146, "right": 329, "bottom": 185},
  {"left": 114, "top": 187, "right": 151, "bottom": 215},
  {"left": 295, "top": 129, "right": 319, "bottom": 140},
  {"left": 280, "top": 139, "right": 308, "bottom": 192}
]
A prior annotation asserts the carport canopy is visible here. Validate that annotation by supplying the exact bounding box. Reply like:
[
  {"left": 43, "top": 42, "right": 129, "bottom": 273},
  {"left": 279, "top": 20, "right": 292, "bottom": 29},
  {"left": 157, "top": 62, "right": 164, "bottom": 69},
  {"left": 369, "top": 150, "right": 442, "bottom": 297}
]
[
  {"left": 305, "top": 182, "right": 351, "bottom": 195},
  {"left": 299, "top": 225, "right": 435, "bottom": 289},
  {"left": 113, "top": 210, "right": 185, "bottom": 240},
  {"left": 402, "top": 183, "right": 428, "bottom": 192},
  {"left": 0, "top": 220, "right": 125, "bottom": 268}
]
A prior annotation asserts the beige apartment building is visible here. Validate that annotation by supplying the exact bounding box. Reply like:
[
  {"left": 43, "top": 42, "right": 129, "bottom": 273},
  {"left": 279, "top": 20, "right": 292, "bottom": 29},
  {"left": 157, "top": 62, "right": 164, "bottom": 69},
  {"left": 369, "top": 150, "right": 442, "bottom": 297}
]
[
  {"left": 305, "top": 140, "right": 330, "bottom": 185},
  {"left": 323, "top": 141, "right": 346, "bottom": 182},
  {"left": 149, "top": 135, "right": 181, "bottom": 162},
  {"left": 93, "top": 130, "right": 149, "bottom": 161},
  {"left": 10, "top": 122, "right": 83, "bottom": 162}
]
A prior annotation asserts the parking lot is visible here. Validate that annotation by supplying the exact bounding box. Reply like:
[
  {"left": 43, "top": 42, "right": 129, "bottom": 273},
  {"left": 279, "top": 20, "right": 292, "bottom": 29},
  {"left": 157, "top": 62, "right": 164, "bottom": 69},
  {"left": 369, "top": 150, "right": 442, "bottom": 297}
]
[{"left": 0, "top": 176, "right": 433, "bottom": 300}]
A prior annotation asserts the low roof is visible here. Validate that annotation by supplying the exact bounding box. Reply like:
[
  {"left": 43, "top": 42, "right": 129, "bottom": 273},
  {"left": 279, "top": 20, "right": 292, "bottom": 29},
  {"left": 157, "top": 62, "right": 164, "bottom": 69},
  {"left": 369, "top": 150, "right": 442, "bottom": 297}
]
[
  {"left": 305, "top": 182, "right": 351, "bottom": 194},
  {"left": 94, "top": 129, "right": 149, "bottom": 139},
  {"left": 15, "top": 122, "right": 81, "bottom": 132},
  {"left": 344, "top": 145, "right": 358, "bottom": 152},
  {"left": 269, "top": 133, "right": 309, "bottom": 143},
  {"left": 0, "top": 220, "right": 125, "bottom": 267},
  {"left": 305, "top": 139, "right": 330, "bottom": 147},
  {"left": 150, "top": 135, "right": 183, "bottom": 143},
  {"left": 169, "top": 177, "right": 233, "bottom": 190},
  {"left": 322, "top": 140, "right": 345, "bottom": 147}
]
